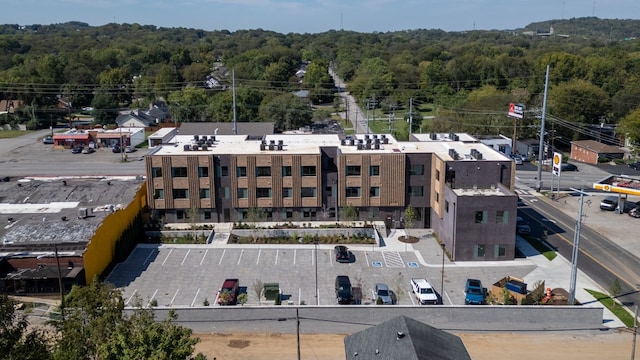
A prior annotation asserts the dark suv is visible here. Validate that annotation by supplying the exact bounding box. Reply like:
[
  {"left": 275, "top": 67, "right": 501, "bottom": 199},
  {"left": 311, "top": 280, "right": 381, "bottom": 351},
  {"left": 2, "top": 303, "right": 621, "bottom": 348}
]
[
  {"left": 218, "top": 278, "right": 239, "bottom": 305},
  {"left": 335, "top": 275, "right": 353, "bottom": 304}
]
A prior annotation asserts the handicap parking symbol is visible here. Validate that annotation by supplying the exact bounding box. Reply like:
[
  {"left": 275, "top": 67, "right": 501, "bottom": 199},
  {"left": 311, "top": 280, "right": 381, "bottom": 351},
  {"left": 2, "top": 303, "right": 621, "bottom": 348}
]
[
  {"left": 372, "top": 261, "right": 383, "bottom": 267},
  {"left": 407, "top": 262, "right": 418, "bottom": 268}
]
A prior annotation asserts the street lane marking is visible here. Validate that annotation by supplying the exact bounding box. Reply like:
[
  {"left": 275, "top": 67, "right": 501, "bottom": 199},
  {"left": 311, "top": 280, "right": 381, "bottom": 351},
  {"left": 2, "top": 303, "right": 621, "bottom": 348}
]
[
  {"left": 162, "top": 249, "right": 173, "bottom": 266},
  {"left": 181, "top": 249, "right": 190, "bottom": 265},
  {"left": 364, "top": 252, "right": 369, "bottom": 266},
  {"left": 191, "top": 288, "right": 200, "bottom": 307}
]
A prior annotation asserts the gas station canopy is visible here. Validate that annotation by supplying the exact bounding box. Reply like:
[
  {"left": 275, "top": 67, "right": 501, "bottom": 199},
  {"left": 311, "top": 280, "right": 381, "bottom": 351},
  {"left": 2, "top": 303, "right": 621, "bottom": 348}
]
[{"left": 593, "top": 175, "right": 640, "bottom": 196}]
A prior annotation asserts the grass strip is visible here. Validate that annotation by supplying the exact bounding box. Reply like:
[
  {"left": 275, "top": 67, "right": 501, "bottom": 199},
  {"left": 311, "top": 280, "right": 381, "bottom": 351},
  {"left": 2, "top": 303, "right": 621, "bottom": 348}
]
[{"left": 585, "top": 289, "right": 635, "bottom": 328}]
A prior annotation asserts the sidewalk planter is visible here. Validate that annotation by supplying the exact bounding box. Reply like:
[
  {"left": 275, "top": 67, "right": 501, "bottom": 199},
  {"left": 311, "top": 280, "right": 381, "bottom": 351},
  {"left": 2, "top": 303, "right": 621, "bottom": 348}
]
[{"left": 229, "top": 228, "right": 377, "bottom": 244}]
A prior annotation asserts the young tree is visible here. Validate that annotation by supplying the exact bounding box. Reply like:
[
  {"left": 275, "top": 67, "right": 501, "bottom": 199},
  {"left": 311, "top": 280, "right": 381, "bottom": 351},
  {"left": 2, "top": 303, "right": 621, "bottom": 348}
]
[
  {"left": 0, "top": 294, "right": 52, "bottom": 360},
  {"left": 246, "top": 207, "right": 266, "bottom": 243},
  {"left": 404, "top": 205, "right": 416, "bottom": 232}
]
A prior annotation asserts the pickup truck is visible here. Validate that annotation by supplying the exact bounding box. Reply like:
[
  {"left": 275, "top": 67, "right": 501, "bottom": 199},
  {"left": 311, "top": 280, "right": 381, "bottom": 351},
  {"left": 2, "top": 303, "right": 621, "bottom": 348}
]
[{"left": 411, "top": 278, "right": 438, "bottom": 305}]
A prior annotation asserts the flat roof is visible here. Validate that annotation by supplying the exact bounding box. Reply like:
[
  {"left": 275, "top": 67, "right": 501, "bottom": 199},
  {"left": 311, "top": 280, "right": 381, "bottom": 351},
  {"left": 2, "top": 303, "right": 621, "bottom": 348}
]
[
  {"left": 149, "top": 127, "right": 176, "bottom": 138},
  {"left": 453, "top": 186, "right": 510, "bottom": 197},
  {"left": 412, "top": 133, "right": 478, "bottom": 143},
  {"left": 593, "top": 175, "right": 640, "bottom": 196},
  {"left": 0, "top": 177, "right": 145, "bottom": 254}
]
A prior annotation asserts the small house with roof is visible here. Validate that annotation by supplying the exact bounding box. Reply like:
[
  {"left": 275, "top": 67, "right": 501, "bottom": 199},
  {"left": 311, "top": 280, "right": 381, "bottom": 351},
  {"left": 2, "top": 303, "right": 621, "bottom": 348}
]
[{"left": 570, "top": 140, "right": 625, "bottom": 164}]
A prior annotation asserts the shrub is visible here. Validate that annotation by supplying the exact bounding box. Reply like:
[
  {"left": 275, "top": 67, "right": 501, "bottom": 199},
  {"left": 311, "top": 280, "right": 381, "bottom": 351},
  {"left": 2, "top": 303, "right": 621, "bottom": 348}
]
[{"left": 203, "top": 298, "right": 210, "bottom": 306}]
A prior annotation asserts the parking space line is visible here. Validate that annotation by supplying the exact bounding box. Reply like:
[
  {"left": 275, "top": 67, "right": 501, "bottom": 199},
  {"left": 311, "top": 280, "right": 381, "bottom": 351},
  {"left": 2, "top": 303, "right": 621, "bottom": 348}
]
[
  {"left": 170, "top": 289, "right": 180, "bottom": 305},
  {"left": 408, "top": 291, "right": 415, "bottom": 305},
  {"left": 293, "top": 249, "right": 297, "bottom": 265},
  {"left": 162, "top": 249, "right": 173, "bottom": 266},
  {"left": 125, "top": 289, "right": 137, "bottom": 306},
  {"left": 147, "top": 289, "right": 158, "bottom": 307},
  {"left": 143, "top": 249, "right": 156, "bottom": 266},
  {"left": 275, "top": 249, "right": 279, "bottom": 265},
  {"left": 218, "top": 249, "right": 226, "bottom": 265},
  {"left": 444, "top": 290, "right": 453, "bottom": 305},
  {"left": 364, "top": 252, "right": 369, "bottom": 266},
  {"left": 298, "top": 288, "right": 302, "bottom": 305},
  {"left": 237, "top": 249, "right": 244, "bottom": 265},
  {"left": 256, "top": 249, "right": 262, "bottom": 264},
  {"left": 191, "top": 288, "right": 200, "bottom": 307},
  {"left": 199, "top": 249, "right": 208, "bottom": 266},
  {"left": 181, "top": 250, "right": 190, "bottom": 265},
  {"left": 312, "top": 249, "right": 315, "bottom": 266}
]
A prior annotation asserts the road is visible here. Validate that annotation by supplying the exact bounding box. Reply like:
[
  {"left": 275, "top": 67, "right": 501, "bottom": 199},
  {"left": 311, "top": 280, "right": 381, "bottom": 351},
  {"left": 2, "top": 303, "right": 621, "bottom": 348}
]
[{"left": 328, "top": 67, "right": 370, "bottom": 134}]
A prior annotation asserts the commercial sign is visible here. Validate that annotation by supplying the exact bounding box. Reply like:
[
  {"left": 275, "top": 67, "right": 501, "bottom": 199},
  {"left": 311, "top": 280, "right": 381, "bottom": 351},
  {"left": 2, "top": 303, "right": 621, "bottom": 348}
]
[
  {"left": 552, "top": 152, "right": 562, "bottom": 176},
  {"left": 508, "top": 103, "right": 525, "bottom": 119}
]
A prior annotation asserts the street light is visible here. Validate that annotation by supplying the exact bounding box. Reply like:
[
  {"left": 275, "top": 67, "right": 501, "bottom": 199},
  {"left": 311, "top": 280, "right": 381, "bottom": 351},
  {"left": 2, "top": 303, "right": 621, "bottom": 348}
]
[
  {"left": 314, "top": 240, "right": 319, "bottom": 305},
  {"left": 440, "top": 244, "right": 446, "bottom": 304}
]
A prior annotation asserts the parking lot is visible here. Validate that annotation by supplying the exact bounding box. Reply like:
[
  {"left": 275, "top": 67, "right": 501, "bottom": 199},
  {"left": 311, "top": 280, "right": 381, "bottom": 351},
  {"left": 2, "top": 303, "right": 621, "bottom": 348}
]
[{"left": 107, "top": 236, "right": 535, "bottom": 308}]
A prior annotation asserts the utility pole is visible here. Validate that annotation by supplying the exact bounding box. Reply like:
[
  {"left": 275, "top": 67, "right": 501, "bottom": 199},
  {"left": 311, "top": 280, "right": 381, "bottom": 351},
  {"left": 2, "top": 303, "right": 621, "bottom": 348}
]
[
  {"left": 232, "top": 69, "right": 237, "bottom": 135},
  {"left": 536, "top": 65, "right": 550, "bottom": 192},
  {"left": 409, "top": 98, "right": 413, "bottom": 138},
  {"left": 296, "top": 308, "right": 301, "bottom": 360},
  {"left": 54, "top": 243, "right": 65, "bottom": 321},
  {"left": 632, "top": 305, "right": 638, "bottom": 360},
  {"left": 568, "top": 188, "right": 590, "bottom": 306}
]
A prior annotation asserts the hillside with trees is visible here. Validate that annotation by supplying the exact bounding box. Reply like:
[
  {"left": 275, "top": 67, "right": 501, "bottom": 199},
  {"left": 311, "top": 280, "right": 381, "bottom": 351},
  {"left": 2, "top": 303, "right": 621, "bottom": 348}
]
[{"left": 0, "top": 17, "right": 639, "bottom": 147}]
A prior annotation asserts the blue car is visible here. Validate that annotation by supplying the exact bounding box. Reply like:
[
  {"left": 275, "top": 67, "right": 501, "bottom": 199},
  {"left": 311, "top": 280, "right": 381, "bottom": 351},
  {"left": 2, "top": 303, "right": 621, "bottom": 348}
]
[{"left": 464, "top": 279, "right": 485, "bottom": 305}]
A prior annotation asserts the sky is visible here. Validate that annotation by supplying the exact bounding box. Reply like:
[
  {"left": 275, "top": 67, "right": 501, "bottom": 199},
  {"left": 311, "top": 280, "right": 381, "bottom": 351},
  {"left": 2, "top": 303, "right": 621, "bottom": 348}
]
[{"left": 1, "top": 0, "right": 639, "bottom": 34}]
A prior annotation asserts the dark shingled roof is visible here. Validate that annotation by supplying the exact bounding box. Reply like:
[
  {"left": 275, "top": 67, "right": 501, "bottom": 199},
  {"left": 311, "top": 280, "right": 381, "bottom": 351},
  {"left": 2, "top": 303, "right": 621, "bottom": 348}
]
[
  {"left": 344, "top": 316, "right": 471, "bottom": 360},
  {"left": 177, "top": 122, "right": 274, "bottom": 138}
]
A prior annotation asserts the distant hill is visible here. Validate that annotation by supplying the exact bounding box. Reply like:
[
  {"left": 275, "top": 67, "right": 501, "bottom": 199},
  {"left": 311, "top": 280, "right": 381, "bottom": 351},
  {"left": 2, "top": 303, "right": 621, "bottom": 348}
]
[{"left": 519, "top": 17, "right": 640, "bottom": 40}]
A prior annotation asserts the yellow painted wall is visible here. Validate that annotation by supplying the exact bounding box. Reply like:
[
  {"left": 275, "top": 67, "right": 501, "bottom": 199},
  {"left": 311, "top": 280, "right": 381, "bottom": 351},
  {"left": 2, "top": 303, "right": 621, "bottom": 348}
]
[{"left": 83, "top": 182, "right": 147, "bottom": 283}]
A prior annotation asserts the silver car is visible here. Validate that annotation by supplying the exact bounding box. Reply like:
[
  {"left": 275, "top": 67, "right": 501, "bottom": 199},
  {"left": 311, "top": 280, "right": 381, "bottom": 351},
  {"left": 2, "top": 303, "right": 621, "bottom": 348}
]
[{"left": 375, "top": 283, "right": 394, "bottom": 305}]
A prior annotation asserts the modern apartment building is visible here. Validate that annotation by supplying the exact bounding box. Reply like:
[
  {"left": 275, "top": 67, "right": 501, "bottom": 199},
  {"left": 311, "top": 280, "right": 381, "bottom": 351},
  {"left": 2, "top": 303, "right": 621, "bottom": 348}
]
[{"left": 145, "top": 130, "right": 518, "bottom": 261}]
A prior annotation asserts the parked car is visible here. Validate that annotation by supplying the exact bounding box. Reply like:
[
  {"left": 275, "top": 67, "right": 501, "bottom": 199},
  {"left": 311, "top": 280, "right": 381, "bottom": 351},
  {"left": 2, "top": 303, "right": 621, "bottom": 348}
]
[
  {"left": 629, "top": 206, "right": 640, "bottom": 218},
  {"left": 616, "top": 201, "right": 639, "bottom": 214},
  {"left": 125, "top": 145, "right": 137, "bottom": 153},
  {"left": 334, "top": 245, "right": 350, "bottom": 263},
  {"left": 629, "top": 161, "right": 640, "bottom": 170},
  {"left": 560, "top": 163, "right": 578, "bottom": 172},
  {"left": 600, "top": 196, "right": 618, "bottom": 211},
  {"left": 217, "top": 278, "right": 239, "bottom": 305},
  {"left": 464, "top": 279, "right": 485, "bottom": 305},
  {"left": 71, "top": 146, "right": 84, "bottom": 154},
  {"left": 82, "top": 147, "right": 95, "bottom": 154},
  {"left": 374, "top": 283, "right": 394, "bottom": 305},
  {"left": 411, "top": 278, "right": 438, "bottom": 305},
  {"left": 335, "top": 275, "right": 353, "bottom": 305},
  {"left": 510, "top": 154, "right": 523, "bottom": 165},
  {"left": 516, "top": 216, "right": 531, "bottom": 235},
  {"left": 112, "top": 145, "right": 121, "bottom": 153},
  {"left": 42, "top": 136, "right": 54, "bottom": 144}
]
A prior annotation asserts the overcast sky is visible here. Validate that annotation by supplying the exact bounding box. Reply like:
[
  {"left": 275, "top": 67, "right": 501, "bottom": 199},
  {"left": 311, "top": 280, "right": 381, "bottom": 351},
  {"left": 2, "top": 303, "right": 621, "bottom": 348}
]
[{"left": 1, "top": 0, "right": 639, "bottom": 33}]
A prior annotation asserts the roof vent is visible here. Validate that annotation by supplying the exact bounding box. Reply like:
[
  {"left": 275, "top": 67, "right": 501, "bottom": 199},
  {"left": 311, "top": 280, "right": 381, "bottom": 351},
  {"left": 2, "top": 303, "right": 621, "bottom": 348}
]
[{"left": 396, "top": 331, "right": 405, "bottom": 339}]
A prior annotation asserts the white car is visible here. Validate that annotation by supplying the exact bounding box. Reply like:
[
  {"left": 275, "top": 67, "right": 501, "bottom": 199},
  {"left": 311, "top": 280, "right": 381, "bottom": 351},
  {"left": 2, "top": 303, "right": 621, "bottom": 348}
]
[{"left": 411, "top": 278, "right": 438, "bottom": 305}]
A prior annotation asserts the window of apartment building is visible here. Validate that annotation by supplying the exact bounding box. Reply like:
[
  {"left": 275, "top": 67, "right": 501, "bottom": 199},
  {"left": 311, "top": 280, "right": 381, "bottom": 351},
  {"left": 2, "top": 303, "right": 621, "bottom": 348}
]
[
  {"left": 475, "top": 210, "right": 488, "bottom": 224},
  {"left": 409, "top": 186, "right": 423, "bottom": 197},
  {"left": 435, "top": 169, "right": 440, "bottom": 181},
  {"left": 346, "top": 165, "right": 361, "bottom": 176},
  {"left": 176, "top": 210, "right": 185, "bottom": 220},
  {"left": 435, "top": 191, "right": 439, "bottom": 203},
  {"left": 256, "top": 187, "right": 272, "bottom": 198},
  {"left": 221, "top": 166, "right": 228, "bottom": 176},
  {"left": 445, "top": 200, "right": 449, "bottom": 213},
  {"left": 303, "top": 209, "right": 317, "bottom": 218},
  {"left": 223, "top": 187, "right": 230, "bottom": 199},
  {"left": 301, "top": 187, "right": 316, "bottom": 197},
  {"left": 285, "top": 210, "right": 293, "bottom": 219},
  {"left": 204, "top": 211, "right": 211, "bottom": 220},
  {"left": 199, "top": 188, "right": 210, "bottom": 199},
  {"left": 368, "top": 207, "right": 379, "bottom": 219},
  {"left": 236, "top": 166, "right": 247, "bottom": 177},
  {"left": 370, "top": 165, "right": 380, "bottom": 176},
  {"left": 172, "top": 189, "right": 188, "bottom": 199},
  {"left": 346, "top": 187, "right": 361, "bottom": 198},
  {"left": 370, "top": 187, "right": 380, "bottom": 197},
  {"left": 153, "top": 189, "right": 164, "bottom": 199},
  {"left": 474, "top": 244, "right": 486, "bottom": 257},
  {"left": 301, "top": 165, "right": 316, "bottom": 176},
  {"left": 496, "top": 210, "right": 509, "bottom": 224},
  {"left": 256, "top": 166, "right": 271, "bottom": 177},
  {"left": 237, "top": 188, "right": 248, "bottom": 198},
  {"left": 151, "top": 167, "right": 162, "bottom": 178},
  {"left": 409, "top": 164, "right": 424, "bottom": 175},
  {"left": 494, "top": 244, "right": 507, "bottom": 257},
  {"left": 283, "top": 187, "right": 293, "bottom": 198},
  {"left": 172, "top": 167, "right": 188, "bottom": 177},
  {"left": 282, "top": 166, "right": 292, "bottom": 176},
  {"left": 198, "top": 167, "right": 209, "bottom": 177}
]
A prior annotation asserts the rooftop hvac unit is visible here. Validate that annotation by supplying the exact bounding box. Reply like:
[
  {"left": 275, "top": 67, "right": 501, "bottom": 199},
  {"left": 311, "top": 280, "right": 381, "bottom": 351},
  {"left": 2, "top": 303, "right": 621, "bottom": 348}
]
[
  {"left": 269, "top": 144, "right": 275, "bottom": 150},
  {"left": 448, "top": 148, "right": 458, "bottom": 160},
  {"left": 365, "top": 143, "right": 371, "bottom": 150},
  {"left": 349, "top": 139, "right": 355, "bottom": 146},
  {"left": 211, "top": 136, "right": 216, "bottom": 142},
  {"left": 270, "top": 140, "right": 276, "bottom": 145},
  {"left": 194, "top": 135, "right": 199, "bottom": 141},
  {"left": 260, "top": 144, "right": 266, "bottom": 151},
  {"left": 453, "top": 134, "right": 460, "bottom": 141},
  {"left": 365, "top": 134, "right": 370, "bottom": 140},
  {"left": 191, "top": 145, "right": 199, "bottom": 151},
  {"left": 341, "top": 139, "right": 347, "bottom": 146},
  {"left": 449, "top": 132, "right": 456, "bottom": 140},
  {"left": 77, "top": 208, "right": 90, "bottom": 219},
  {"left": 372, "top": 134, "right": 378, "bottom": 139},
  {"left": 430, "top": 133, "right": 437, "bottom": 140},
  {"left": 278, "top": 140, "right": 284, "bottom": 145},
  {"left": 356, "top": 143, "right": 363, "bottom": 150},
  {"left": 201, "top": 145, "right": 208, "bottom": 151},
  {"left": 277, "top": 144, "right": 283, "bottom": 151},
  {"left": 374, "top": 143, "right": 380, "bottom": 150},
  {"left": 261, "top": 139, "right": 267, "bottom": 145},
  {"left": 358, "top": 139, "right": 364, "bottom": 145},
  {"left": 183, "top": 144, "right": 191, "bottom": 151}
]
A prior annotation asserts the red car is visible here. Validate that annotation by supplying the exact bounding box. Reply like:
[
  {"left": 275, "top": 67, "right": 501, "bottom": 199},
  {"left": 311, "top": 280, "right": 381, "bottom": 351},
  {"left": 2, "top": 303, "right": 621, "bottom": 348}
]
[{"left": 217, "top": 279, "right": 239, "bottom": 305}]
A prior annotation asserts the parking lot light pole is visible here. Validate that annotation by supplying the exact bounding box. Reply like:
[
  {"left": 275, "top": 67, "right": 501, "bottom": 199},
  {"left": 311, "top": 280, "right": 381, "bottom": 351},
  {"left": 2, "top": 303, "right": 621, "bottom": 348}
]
[
  {"left": 440, "top": 244, "right": 446, "bottom": 304},
  {"left": 314, "top": 240, "right": 319, "bottom": 305}
]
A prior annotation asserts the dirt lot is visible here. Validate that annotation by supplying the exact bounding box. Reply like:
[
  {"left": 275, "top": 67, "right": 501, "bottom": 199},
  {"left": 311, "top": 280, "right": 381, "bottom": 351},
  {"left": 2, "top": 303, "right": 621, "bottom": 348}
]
[{"left": 194, "top": 330, "right": 638, "bottom": 360}]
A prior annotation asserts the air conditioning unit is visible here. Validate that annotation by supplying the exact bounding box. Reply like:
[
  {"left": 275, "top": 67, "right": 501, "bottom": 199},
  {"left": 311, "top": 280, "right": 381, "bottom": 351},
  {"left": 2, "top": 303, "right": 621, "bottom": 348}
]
[{"left": 78, "top": 208, "right": 89, "bottom": 219}]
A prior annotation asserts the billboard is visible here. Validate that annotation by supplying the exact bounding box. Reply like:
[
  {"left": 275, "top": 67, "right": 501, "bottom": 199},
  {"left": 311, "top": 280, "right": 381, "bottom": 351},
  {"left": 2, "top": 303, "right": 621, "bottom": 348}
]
[
  {"left": 552, "top": 152, "right": 562, "bottom": 176},
  {"left": 508, "top": 103, "right": 525, "bottom": 119}
]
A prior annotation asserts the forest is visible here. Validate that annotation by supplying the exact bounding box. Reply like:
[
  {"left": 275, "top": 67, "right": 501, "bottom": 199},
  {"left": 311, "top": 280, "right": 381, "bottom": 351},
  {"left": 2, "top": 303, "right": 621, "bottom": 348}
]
[{"left": 1, "top": 17, "right": 640, "bottom": 148}]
